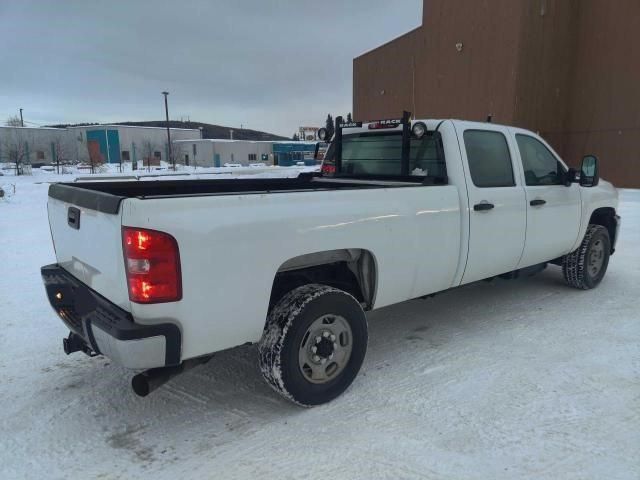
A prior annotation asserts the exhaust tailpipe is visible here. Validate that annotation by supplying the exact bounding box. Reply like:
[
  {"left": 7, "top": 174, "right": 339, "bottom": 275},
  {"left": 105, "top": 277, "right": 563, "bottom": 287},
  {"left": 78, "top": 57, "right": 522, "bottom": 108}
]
[{"left": 131, "top": 357, "right": 211, "bottom": 397}]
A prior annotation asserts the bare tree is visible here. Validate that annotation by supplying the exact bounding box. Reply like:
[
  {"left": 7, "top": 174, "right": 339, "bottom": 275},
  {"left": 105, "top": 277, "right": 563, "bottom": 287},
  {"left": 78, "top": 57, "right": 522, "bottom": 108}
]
[
  {"left": 53, "top": 138, "right": 70, "bottom": 174},
  {"left": 1, "top": 128, "right": 33, "bottom": 175},
  {"left": 172, "top": 142, "right": 187, "bottom": 168},
  {"left": 87, "top": 137, "right": 105, "bottom": 174},
  {"left": 141, "top": 140, "right": 158, "bottom": 172},
  {"left": 5, "top": 115, "right": 22, "bottom": 127}
]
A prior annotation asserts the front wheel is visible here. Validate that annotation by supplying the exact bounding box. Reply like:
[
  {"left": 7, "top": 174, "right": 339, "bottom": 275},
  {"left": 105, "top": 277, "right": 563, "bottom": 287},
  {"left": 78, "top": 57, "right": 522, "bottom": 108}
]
[
  {"left": 562, "top": 224, "right": 611, "bottom": 289},
  {"left": 258, "top": 284, "right": 368, "bottom": 406}
]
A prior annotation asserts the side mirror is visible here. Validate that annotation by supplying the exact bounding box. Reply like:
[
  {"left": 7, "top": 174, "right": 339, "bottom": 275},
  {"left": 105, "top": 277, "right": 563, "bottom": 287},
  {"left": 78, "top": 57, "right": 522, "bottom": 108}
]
[{"left": 580, "top": 155, "right": 599, "bottom": 187}]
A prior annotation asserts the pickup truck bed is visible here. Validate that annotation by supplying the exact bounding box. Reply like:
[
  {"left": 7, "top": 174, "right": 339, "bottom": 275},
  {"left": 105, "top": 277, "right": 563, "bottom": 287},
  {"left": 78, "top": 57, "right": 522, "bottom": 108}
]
[
  {"left": 49, "top": 175, "right": 427, "bottom": 213},
  {"left": 45, "top": 168, "right": 461, "bottom": 366}
]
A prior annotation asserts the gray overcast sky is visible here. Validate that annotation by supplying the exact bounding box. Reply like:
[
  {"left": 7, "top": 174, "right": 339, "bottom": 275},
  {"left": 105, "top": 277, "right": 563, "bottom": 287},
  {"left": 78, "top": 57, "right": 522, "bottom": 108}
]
[{"left": 0, "top": 0, "right": 421, "bottom": 137}]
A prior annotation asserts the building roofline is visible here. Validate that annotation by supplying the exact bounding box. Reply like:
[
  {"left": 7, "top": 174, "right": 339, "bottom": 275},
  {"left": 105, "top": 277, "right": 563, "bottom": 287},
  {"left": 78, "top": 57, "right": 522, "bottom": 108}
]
[
  {"left": 173, "top": 139, "right": 317, "bottom": 144},
  {"left": 0, "top": 125, "right": 66, "bottom": 131},
  {"left": 354, "top": 25, "right": 422, "bottom": 60},
  {"left": 65, "top": 124, "right": 200, "bottom": 132},
  {"left": 1, "top": 124, "right": 199, "bottom": 132}
]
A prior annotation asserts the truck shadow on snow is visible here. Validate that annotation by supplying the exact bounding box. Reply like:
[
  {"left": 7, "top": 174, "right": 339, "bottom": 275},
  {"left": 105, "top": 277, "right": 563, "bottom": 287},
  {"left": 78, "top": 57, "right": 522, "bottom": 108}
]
[
  {"left": 81, "top": 268, "right": 592, "bottom": 413},
  {"left": 43, "top": 265, "right": 619, "bottom": 463}
]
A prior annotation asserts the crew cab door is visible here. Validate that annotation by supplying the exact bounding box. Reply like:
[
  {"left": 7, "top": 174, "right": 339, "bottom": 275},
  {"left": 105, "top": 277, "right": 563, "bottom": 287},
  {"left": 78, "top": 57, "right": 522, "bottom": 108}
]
[
  {"left": 512, "top": 132, "right": 581, "bottom": 267},
  {"left": 457, "top": 126, "right": 527, "bottom": 284}
]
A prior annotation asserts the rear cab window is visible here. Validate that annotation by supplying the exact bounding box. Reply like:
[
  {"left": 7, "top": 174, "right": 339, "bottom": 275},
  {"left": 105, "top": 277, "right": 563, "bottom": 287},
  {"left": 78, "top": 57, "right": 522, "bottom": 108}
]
[
  {"left": 463, "top": 130, "right": 515, "bottom": 188},
  {"left": 326, "top": 131, "right": 447, "bottom": 182}
]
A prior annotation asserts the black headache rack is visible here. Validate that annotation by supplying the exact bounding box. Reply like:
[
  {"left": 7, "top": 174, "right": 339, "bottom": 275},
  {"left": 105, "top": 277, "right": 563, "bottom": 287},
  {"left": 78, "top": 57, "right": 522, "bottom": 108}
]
[{"left": 331, "top": 111, "right": 448, "bottom": 185}]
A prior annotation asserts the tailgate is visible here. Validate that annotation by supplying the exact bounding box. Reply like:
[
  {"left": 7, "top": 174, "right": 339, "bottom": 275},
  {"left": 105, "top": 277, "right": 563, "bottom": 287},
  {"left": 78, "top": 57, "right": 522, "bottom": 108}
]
[{"left": 47, "top": 184, "right": 131, "bottom": 311}]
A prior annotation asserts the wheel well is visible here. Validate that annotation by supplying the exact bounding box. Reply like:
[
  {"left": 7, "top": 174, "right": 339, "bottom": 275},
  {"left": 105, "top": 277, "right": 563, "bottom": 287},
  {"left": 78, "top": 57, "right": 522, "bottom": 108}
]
[
  {"left": 589, "top": 207, "right": 617, "bottom": 252},
  {"left": 269, "top": 249, "right": 377, "bottom": 312}
]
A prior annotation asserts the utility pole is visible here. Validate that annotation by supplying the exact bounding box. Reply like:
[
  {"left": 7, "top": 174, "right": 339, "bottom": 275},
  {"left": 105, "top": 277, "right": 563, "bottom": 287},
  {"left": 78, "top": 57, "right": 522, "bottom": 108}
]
[
  {"left": 162, "top": 91, "right": 174, "bottom": 170},
  {"left": 19, "top": 108, "right": 24, "bottom": 127}
]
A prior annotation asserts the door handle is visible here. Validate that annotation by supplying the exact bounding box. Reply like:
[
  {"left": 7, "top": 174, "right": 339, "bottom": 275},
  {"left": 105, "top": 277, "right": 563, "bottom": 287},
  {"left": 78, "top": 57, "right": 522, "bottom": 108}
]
[
  {"left": 473, "top": 202, "right": 495, "bottom": 211},
  {"left": 529, "top": 199, "right": 546, "bottom": 206}
]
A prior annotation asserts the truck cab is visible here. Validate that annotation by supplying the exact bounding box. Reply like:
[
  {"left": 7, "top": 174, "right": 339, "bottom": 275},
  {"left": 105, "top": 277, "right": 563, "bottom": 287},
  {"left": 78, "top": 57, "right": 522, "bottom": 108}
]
[{"left": 319, "top": 115, "right": 619, "bottom": 286}]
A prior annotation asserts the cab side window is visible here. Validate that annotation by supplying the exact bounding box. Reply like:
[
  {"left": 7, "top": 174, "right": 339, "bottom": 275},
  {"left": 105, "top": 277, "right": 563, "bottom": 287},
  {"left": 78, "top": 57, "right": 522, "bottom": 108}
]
[
  {"left": 516, "top": 134, "right": 564, "bottom": 186},
  {"left": 463, "top": 130, "right": 515, "bottom": 188}
]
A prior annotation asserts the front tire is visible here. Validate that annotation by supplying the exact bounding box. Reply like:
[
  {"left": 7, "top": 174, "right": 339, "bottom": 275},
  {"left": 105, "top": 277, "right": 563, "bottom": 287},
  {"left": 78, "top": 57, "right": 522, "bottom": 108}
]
[
  {"left": 562, "top": 224, "right": 611, "bottom": 289},
  {"left": 258, "top": 284, "right": 368, "bottom": 406}
]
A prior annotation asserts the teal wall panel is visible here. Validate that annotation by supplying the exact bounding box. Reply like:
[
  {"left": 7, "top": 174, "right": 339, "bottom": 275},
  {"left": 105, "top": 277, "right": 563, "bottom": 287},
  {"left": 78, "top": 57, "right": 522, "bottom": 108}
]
[
  {"left": 107, "top": 130, "right": 121, "bottom": 164},
  {"left": 86, "top": 129, "right": 121, "bottom": 164}
]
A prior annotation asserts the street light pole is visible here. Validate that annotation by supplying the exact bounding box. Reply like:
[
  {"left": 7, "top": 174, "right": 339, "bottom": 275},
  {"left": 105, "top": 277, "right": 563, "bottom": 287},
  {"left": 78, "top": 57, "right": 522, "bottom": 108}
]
[
  {"left": 19, "top": 108, "right": 24, "bottom": 127},
  {"left": 161, "top": 91, "right": 174, "bottom": 170}
]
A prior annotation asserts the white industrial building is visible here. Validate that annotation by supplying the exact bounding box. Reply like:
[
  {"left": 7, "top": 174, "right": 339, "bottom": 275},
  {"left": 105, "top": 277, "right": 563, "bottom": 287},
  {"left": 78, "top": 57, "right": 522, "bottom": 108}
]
[
  {"left": 67, "top": 125, "right": 200, "bottom": 166},
  {"left": 173, "top": 139, "right": 274, "bottom": 167},
  {"left": 0, "top": 125, "right": 320, "bottom": 170},
  {"left": 0, "top": 124, "right": 200, "bottom": 168},
  {"left": 173, "top": 139, "right": 319, "bottom": 167},
  {"left": 0, "top": 126, "right": 73, "bottom": 167}
]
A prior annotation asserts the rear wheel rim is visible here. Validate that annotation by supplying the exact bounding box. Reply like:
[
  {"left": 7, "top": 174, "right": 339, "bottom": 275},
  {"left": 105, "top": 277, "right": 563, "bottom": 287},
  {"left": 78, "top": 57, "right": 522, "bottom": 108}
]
[
  {"left": 298, "top": 314, "right": 353, "bottom": 384},
  {"left": 588, "top": 239, "right": 605, "bottom": 277}
]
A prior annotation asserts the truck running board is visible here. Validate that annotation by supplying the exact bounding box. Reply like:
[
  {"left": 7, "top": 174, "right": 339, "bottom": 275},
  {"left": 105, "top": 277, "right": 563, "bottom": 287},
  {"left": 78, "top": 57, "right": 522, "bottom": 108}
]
[{"left": 498, "top": 263, "right": 547, "bottom": 280}]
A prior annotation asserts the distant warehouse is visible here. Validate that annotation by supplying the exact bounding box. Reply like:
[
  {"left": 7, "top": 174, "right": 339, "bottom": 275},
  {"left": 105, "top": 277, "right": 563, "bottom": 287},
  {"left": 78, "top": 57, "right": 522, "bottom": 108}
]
[
  {"left": 67, "top": 125, "right": 200, "bottom": 166},
  {"left": 0, "top": 126, "right": 68, "bottom": 167},
  {"left": 0, "top": 125, "right": 319, "bottom": 169},
  {"left": 0, "top": 124, "right": 200, "bottom": 167},
  {"left": 173, "top": 139, "right": 318, "bottom": 167}
]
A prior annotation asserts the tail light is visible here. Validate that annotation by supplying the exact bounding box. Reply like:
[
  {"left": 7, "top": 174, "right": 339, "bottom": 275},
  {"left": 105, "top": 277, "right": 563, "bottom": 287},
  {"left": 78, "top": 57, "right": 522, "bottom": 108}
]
[
  {"left": 321, "top": 163, "right": 336, "bottom": 175},
  {"left": 122, "top": 227, "right": 182, "bottom": 304}
]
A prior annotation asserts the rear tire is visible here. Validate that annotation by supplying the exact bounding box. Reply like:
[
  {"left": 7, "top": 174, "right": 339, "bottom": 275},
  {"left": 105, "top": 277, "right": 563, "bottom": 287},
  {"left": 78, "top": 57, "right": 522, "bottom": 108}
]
[
  {"left": 562, "top": 224, "right": 610, "bottom": 289},
  {"left": 258, "top": 284, "right": 368, "bottom": 406}
]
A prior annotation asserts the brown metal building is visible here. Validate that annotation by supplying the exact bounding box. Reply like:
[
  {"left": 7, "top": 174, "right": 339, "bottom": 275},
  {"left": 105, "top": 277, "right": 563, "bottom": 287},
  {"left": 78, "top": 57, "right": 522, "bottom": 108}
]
[{"left": 353, "top": 0, "right": 640, "bottom": 188}]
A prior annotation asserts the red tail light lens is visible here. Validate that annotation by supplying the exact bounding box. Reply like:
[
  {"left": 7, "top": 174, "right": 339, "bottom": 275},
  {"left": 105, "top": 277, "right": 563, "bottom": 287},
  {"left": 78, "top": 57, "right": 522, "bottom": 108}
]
[
  {"left": 122, "top": 227, "right": 182, "bottom": 304},
  {"left": 321, "top": 163, "right": 336, "bottom": 175}
]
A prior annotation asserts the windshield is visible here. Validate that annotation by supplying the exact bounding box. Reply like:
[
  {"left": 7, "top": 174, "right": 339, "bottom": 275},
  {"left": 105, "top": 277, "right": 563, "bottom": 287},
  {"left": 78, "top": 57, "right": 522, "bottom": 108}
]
[{"left": 324, "top": 132, "right": 445, "bottom": 178}]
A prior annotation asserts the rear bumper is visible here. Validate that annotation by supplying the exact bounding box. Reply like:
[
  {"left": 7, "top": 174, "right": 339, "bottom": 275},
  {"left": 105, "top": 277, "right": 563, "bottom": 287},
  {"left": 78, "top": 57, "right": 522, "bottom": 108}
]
[{"left": 41, "top": 264, "right": 181, "bottom": 369}]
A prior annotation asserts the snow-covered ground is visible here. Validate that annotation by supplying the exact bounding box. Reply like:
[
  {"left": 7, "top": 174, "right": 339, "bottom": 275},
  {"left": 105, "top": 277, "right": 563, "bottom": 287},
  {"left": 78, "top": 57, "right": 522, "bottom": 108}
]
[{"left": 0, "top": 171, "right": 638, "bottom": 480}]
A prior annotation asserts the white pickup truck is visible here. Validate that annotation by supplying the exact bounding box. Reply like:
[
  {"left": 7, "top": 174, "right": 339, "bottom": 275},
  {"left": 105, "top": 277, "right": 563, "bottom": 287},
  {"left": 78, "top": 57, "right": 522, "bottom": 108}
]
[{"left": 41, "top": 114, "right": 620, "bottom": 406}]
